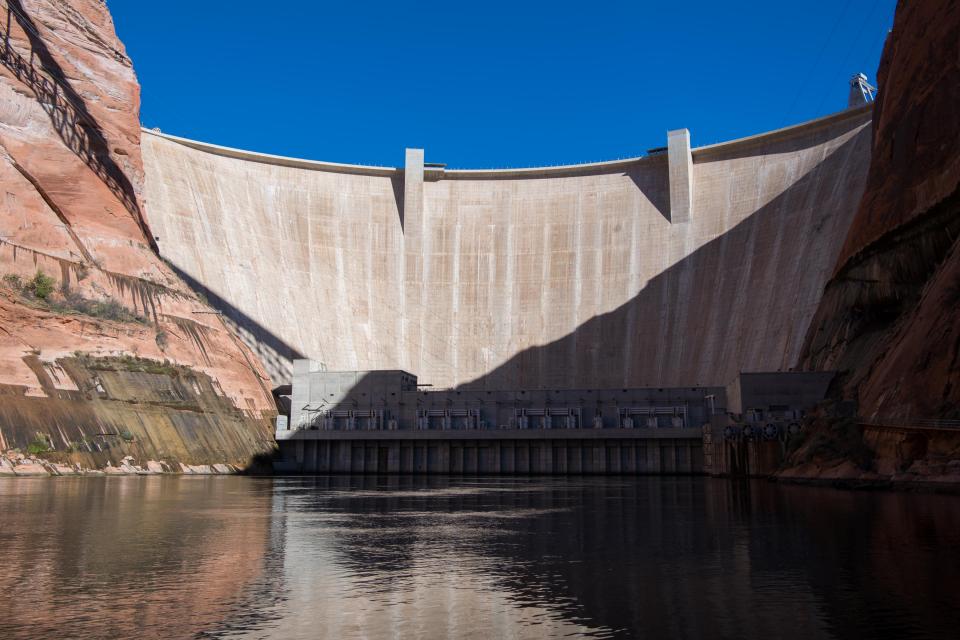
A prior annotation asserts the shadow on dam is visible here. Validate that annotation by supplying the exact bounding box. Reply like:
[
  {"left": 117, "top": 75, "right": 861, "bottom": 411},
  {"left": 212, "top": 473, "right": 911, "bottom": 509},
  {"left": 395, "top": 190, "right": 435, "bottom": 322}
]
[
  {"left": 162, "top": 112, "right": 868, "bottom": 401},
  {"left": 626, "top": 154, "right": 671, "bottom": 222},
  {"left": 163, "top": 260, "right": 305, "bottom": 388},
  {"left": 451, "top": 127, "right": 870, "bottom": 392},
  {"left": 281, "top": 121, "right": 868, "bottom": 445}
]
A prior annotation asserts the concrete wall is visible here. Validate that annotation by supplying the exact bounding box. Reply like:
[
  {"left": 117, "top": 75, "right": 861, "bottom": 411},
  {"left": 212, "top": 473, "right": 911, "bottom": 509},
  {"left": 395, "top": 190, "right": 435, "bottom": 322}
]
[
  {"left": 141, "top": 106, "right": 871, "bottom": 389},
  {"left": 277, "top": 437, "right": 704, "bottom": 475},
  {"left": 286, "top": 364, "right": 723, "bottom": 436},
  {"left": 726, "top": 371, "right": 835, "bottom": 415}
]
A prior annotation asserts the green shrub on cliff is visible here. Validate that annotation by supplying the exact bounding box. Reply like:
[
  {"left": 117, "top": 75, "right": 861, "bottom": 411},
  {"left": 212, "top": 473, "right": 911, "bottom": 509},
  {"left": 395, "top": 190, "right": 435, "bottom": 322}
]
[
  {"left": 53, "top": 293, "right": 147, "bottom": 324},
  {"left": 27, "top": 438, "right": 51, "bottom": 455},
  {"left": 75, "top": 353, "right": 180, "bottom": 376},
  {"left": 25, "top": 270, "right": 56, "bottom": 299},
  {"left": 2, "top": 273, "right": 23, "bottom": 290},
  {"left": 4, "top": 270, "right": 57, "bottom": 299}
]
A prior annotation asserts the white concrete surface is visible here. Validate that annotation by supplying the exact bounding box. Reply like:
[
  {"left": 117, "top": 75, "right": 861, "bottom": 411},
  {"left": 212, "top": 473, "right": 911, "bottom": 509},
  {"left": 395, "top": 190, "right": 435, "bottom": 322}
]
[{"left": 141, "top": 106, "right": 872, "bottom": 390}]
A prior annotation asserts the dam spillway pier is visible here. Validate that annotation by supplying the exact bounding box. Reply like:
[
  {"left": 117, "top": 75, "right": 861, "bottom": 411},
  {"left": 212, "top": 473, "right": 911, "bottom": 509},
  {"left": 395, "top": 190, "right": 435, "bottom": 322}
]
[{"left": 277, "top": 433, "right": 703, "bottom": 475}]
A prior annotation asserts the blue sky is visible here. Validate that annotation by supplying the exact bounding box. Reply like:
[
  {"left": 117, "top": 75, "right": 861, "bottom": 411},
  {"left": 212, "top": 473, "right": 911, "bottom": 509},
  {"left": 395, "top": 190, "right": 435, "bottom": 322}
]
[{"left": 109, "top": 0, "right": 895, "bottom": 168}]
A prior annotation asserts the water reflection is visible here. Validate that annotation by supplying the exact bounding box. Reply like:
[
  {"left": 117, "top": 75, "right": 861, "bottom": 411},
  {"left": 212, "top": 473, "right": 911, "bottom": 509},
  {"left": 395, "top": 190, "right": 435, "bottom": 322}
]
[
  {"left": 0, "top": 477, "right": 281, "bottom": 639},
  {"left": 0, "top": 476, "right": 958, "bottom": 639}
]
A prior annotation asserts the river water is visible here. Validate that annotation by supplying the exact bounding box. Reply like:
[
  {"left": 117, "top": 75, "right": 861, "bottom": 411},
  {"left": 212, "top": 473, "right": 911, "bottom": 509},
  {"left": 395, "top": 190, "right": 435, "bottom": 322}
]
[{"left": 0, "top": 476, "right": 958, "bottom": 639}]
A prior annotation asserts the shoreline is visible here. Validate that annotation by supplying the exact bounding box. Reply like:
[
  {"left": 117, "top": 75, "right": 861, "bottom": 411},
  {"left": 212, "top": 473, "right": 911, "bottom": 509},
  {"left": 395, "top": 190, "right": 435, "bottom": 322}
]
[
  {"left": 773, "top": 474, "right": 960, "bottom": 495},
  {"left": 7, "top": 454, "right": 960, "bottom": 494},
  {"left": 0, "top": 453, "right": 241, "bottom": 477}
]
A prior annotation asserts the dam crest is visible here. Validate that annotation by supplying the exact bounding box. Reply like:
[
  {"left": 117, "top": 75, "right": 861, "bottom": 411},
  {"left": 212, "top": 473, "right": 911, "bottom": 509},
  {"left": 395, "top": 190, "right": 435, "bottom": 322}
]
[{"left": 141, "top": 105, "right": 872, "bottom": 395}]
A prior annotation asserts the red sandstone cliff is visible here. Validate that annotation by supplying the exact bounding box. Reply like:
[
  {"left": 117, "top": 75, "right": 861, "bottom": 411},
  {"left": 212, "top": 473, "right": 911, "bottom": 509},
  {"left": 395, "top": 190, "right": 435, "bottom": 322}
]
[
  {"left": 0, "top": 0, "right": 276, "bottom": 470},
  {"left": 785, "top": 0, "right": 960, "bottom": 484}
]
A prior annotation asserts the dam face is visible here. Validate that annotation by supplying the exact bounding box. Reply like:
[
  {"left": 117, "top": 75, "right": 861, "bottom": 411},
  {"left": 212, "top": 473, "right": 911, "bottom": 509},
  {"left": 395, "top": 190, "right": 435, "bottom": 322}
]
[{"left": 141, "top": 106, "right": 871, "bottom": 390}]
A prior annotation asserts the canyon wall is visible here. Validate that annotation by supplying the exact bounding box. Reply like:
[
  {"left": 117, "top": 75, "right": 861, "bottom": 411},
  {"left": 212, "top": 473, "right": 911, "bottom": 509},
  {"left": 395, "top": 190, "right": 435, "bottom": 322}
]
[
  {"left": 801, "top": 0, "right": 960, "bottom": 421},
  {"left": 0, "top": 0, "right": 276, "bottom": 469},
  {"left": 780, "top": 0, "right": 960, "bottom": 486},
  {"left": 142, "top": 107, "right": 871, "bottom": 392}
]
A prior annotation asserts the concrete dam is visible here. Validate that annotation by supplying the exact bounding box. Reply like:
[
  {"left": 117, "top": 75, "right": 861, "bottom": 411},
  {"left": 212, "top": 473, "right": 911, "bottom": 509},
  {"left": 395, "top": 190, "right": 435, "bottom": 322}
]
[{"left": 141, "top": 105, "right": 872, "bottom": 396}]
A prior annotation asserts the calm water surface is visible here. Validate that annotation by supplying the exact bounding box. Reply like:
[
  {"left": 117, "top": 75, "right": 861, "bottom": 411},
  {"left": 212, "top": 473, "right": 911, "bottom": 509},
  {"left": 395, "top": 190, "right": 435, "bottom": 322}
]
[{"left": 0, "top": 476, "right": 958, "bottom": 639}]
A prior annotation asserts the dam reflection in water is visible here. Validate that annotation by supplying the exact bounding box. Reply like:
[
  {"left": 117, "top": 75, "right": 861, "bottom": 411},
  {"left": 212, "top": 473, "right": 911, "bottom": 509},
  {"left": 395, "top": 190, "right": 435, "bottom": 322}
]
[{"left": 0, "top": 477, "right": 958, "bottom": 639}]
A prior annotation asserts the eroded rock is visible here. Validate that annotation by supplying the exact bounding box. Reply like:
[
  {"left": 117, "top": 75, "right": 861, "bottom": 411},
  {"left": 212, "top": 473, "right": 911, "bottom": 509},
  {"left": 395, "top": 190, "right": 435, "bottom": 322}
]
[{"left": 0, "top": 0, "right": 276, "bottom": 470}]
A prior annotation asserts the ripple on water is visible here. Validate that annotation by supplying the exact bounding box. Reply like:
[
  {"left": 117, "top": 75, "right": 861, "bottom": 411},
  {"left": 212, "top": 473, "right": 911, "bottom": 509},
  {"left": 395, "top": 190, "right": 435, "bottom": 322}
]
[{"left": 1, "top": 476, "right": 959, "bottom": 639}]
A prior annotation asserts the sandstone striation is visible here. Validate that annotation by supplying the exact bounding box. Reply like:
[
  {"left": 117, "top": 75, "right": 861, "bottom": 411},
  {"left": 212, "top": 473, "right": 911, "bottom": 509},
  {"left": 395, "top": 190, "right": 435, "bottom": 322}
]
[{"left": 0, "top": 0, "right": 276, "bottom": 468}]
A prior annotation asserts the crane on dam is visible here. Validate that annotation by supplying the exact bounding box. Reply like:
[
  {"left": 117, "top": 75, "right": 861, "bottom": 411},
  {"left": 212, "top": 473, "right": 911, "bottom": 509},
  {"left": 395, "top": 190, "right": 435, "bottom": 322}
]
[{"left": 848, "top": 72, "right": 876, "bottom": 106}]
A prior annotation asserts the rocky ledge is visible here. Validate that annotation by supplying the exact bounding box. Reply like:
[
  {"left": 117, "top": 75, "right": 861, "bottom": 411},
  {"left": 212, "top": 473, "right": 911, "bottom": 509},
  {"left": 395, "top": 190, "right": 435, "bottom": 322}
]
[{"left": 0, "top": 451, "right": 241, "bottom": 477}]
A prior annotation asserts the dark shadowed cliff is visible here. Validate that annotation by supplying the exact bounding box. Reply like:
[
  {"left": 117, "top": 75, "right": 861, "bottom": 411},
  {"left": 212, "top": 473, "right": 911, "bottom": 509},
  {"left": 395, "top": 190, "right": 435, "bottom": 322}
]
[{"left": 785, "top": 0, "right": 960, "bottom": 484}]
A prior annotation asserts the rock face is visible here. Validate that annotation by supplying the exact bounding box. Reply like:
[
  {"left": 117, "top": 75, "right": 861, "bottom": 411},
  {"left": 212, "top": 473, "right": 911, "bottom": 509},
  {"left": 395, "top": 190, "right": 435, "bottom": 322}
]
[
  {"left": 801, "top": 0, "right": 960, "bottom": 420},
  {"left": 784, "top": 0, "right": 960, "bottom": 484},
  {"left": 0, "top": 0, "right": 276, "bottom": 468}
]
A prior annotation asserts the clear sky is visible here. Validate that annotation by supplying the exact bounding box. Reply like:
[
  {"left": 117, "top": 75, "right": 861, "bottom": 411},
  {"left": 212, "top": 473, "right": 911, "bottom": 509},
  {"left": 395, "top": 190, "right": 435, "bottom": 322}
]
[{"left": 108, "top": 0, "right": 896, "bottom": 169}]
